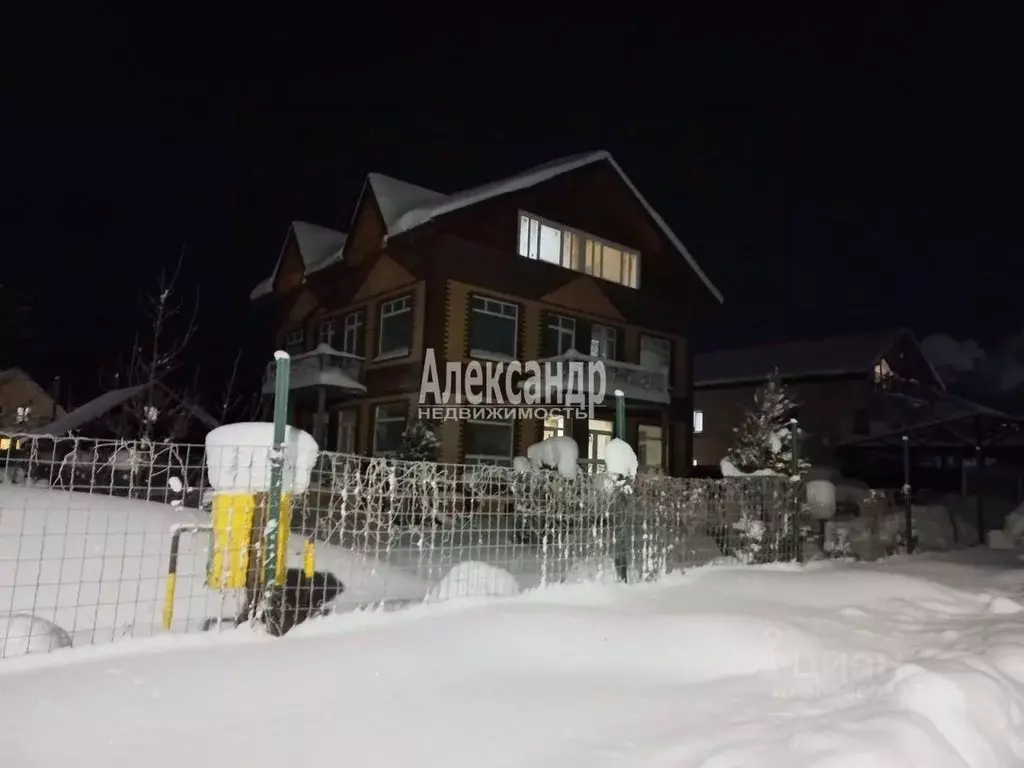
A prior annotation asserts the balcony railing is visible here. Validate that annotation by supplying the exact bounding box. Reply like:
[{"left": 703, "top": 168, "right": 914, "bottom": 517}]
[
  {"left": 262, "top": 344, "right": 367, "bottom": 395},
  {"left": 535, "top": 349, "right": 670, "bottom": 405}
]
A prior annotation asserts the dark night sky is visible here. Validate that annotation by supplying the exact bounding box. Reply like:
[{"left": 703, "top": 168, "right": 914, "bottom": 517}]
[{"left": 4, "top": 7, "right": 1022, "bottom": 406}]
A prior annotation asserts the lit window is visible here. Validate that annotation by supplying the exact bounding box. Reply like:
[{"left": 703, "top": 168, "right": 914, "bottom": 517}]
[
  {"left": 470, "top": 296, "right": 518, "bottom": 360},
  {"left": 378, "top": 296, "right": 413, "bottom": 358},
  {"left": 15, "top": 406, "right": 31, "bottom": 425},
  {"left": 464, "top": 419, "right": 515, "bottom": 465},
  {"left": 372, "top": 403, "right": 407, "bottom": 453},
  {"left": 693, "top": 410, "right": 704, "bottom": 434},
  {"left": 542, "top": 414, "right": 564, "bottom": 440},
  {"left": 546, "top": 314, "right": 576, "bottom": 356},
  {"left": 517, "top": 212, "right": 639, "bottom": 289}
]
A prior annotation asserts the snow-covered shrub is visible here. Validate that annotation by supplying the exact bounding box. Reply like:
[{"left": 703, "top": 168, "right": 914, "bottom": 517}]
[
  {"left": 396, "top": 421, "right": 441, "bottom": 463},
  {"left": 426, "top": 561, "right": 520, "bottom": 601},
  {"left": 526, "top": 435, "right": 579, "bottom": 478},
  {"left": 0, "top": 614, "right": 72, "bottom": 657}
]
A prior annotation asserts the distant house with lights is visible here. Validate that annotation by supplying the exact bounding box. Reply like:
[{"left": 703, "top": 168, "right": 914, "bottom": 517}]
[
  {"left": 0, "top": 368, "right": 64, "bottom": 445},
  {"left": 249, "top": 151, "right": 720, "bottom": 474},
  {"left": 692, "top": 328, "right": 1024, "bottom": 482}
]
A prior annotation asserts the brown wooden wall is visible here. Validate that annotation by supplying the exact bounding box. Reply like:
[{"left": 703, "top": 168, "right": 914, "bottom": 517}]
[{"left": 693, "top": 376, "right": 871, "bottom": 468}]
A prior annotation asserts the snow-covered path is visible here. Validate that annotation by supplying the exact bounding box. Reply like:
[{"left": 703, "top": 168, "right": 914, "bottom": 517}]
[{"left": 1, "top": 551, "right": 1023, "bottom": 767}]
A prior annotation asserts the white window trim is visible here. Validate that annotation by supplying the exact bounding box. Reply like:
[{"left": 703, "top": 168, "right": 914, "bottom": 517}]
[
  {"left": 464, "top": 419, "right": 515, "bottom": 464},
  {"left": 285, "top": 328, "right": 305, "bottom": 350},
  {"left": 15, "top": 405, "right": 31, "bottom": 425},
  {"left": 470, "top": 295, "right": 518, "bottom": 361},
  {"left": 547, "top": 314, "right": 576, "bottom": 355},
  {"left": 342, "top": 311, "right": 363, "bottom": 355},
  {"left": 317, "top": 319, "right": 335, "bottom": 346},
  {"left": 517, "top": 210, "right": 641, "bottom": 289},
  {"left": 377, "top": 296, "right": 412, "bottom": 359},
  {"left": 372, "top": 403, "right": 407, "bottom": 453},
  {"left": 694, "top": 409, "right": 704, "bottom": 434}
]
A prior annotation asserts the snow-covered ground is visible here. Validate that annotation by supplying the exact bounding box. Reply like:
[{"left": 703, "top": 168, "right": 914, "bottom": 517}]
[{"left": 1, "top": 550, "right": 1023, "bottom": 767}]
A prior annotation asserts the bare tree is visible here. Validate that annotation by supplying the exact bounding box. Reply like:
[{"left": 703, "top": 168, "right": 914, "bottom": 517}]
[
  {"left": 101, "top": 249, "right": 201, "bottom": 440},
  {"left": 216, "top": 349, "right": 263, "bottom": 424}
]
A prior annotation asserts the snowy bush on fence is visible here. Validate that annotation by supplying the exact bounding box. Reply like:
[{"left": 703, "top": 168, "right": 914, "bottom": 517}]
[{"left": 395, "top": 421, "right": 441, "bottom": 463}]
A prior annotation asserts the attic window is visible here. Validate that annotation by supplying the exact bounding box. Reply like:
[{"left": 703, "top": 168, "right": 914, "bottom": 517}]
[
  {"left": 874, "top": 358, "right": 895, "bottom": 384},
  {"left": 15, "top": 405, "right": 31, "bottom": 424},
  {"left": 285, "top": 328, "right": 305, "bottom": 355},
  {"left": 517, "top": 212, "right": 640, "bottom": 289}
]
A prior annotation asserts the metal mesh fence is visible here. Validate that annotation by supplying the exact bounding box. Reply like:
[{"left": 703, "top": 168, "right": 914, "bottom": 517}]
[{"left": 1, "top": 432, "right": 808, "bottom": 658}]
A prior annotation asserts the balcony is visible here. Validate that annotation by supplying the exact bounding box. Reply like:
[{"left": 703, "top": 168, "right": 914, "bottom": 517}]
[
  {"left": 262, "top": 345, "right": 367, "bottom": 395},
  {"left": 535, "top": 349, "right": 670, "bottom": 405}
]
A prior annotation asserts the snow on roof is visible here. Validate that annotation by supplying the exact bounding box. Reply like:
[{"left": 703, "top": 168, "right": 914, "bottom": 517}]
[
  {"left": 694, "top": 329, "right": 913, "bottom": 387},
  {"left": 366, "top": 173, "right": 445, "bottom": 228},
  {"left": 250, "top": 221, "right": 348, "bottom": 300},
  {"left": 383, "top": 151, "right": 723, "bottom": 304},
  {"left": 34, "top": 384, "right": 150, "bottom": 435},
  {"left": 253, "top": 152, "right": 722, "bottom": 304},
  {"left": 292, "top": 221, "right": 348, "bottom": 274}
]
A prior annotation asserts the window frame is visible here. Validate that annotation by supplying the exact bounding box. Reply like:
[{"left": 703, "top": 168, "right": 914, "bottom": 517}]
[
  {"left": 463, "top": 418, "right": 516, "bottom": 466},
  {"left": 546, "top": 314, "right": 576, "bottom": 356},
  {"left": 469, "top": 294, "right": 519, "bottom": 361},
  {"left": 517, "top": 210, "right": 640, "bottom": 289},
  {"left": 638, "top": 424, "right": 666, "bottom": 471},
  {"left": 341, "top": 310, "right": 364, "bottom": 356},
  {"left": 285, "top": 327, "right": 305, "bottom": 354},
  {"left": 590, "top": 323, "right": 618, "bottom": 359},
  {"left": 377, "top": 295, "right": 413, "bottom": 360},
  {"left": 372, "top": 402, "right": 408, "bottom": 454},
  {"left": 639, "top": 334, "right": 673, "bottom": 378}
]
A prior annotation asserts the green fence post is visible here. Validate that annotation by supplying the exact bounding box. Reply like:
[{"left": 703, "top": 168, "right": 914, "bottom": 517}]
[
  {"left": 262, "top": 351, "right": 291, "bottom": 615},
  {"left": 613, "top": 390, "right": 626, "bottom": 440},
  {"left": 790, "top": 417, "right": 803, "bottom": 563}
]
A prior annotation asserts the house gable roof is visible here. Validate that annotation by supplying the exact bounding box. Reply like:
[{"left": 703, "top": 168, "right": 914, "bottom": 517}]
[
  {"left": 253, "top": 151, "right": 722, "bottom": 305},
  {"left": 381, "top": 151, "right": 722, "bottom": 304},
  {"left": 694, "top": 328, "right": 946, "bottom": 389},
  {"left": 250, "top": 221, "right": 348, "bottom": 300}
]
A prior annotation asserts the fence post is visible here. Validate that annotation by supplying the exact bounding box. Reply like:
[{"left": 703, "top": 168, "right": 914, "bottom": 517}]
[
  {"left": 612, "top": 389, "right": 629, "bottom": 580},
  {"left": 613, "top": 390, "right": 626, "bottom": 440},
  {"left": 261, "top": 351, "right": 291, "bottom": 618},
  {"left": 790, "top": 417, "right": 803, "bottom": 563},
  {"left": 902, "top": 435, "right": 914, "bottom": 554}
]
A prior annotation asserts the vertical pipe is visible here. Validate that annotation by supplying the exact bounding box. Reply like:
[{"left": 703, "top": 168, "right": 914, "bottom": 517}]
[
  {"left": 902, "top": 435, "right": 913, "bottom": 554},
  {"left": 263, "top": 352, "right": 291, "bottom": 596}
]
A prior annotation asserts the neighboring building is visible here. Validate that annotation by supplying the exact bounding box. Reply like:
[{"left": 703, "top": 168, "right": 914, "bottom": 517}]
[
  {"left": 692, "top": 329, "right": 950, "bottom": 469},
  {"left": 250, "top": 151, "right": 722, "bottom": 474},
  {"left": 0, "top": 368, "right": 64, "bottom": 440}
]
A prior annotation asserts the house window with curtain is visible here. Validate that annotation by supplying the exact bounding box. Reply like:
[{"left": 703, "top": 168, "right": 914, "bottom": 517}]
[
  {"left": 590, "top": 324, "right": 617, "bottom": 359},
  {"left": 546, "top": 314, "right": 576, "bottom": 356},
  {"left": 469, "top": 296, "right": 518, "bottom": 360},
  {"left": 372, "top": 403, "right": 407, "bottom": 453},
  {"left": 518, "top": 211, "right": 639, "bottom": 289},
  {"left": 464, "top": 419, "right": 515, "bottom": 465},
  {"left": 378, "top": 296, "right": 412, "bottom": 358}
]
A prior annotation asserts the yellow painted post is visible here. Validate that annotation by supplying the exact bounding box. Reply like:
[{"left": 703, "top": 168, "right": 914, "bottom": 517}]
[
  {"left": 208, "top": 492, "right": 293, "bottom": 589},
  {"left": 303, "top": 539, "right": 316, "bottom": 579}
]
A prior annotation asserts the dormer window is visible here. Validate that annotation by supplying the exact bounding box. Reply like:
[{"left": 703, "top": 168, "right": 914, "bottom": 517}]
[{"left": 517, "top": 212, "right": 640, "bottom": 289}]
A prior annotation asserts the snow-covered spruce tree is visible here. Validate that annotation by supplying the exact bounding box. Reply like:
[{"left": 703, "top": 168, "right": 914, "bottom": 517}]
[
  {"left": 395, "top": 421, "right": 441, "bottom": 463},
  {"left": 725, "top": 372, "right": 810, "bottom": 477},
  {"left": 724, "top": 372, "right": 810, "bottom": 563}
]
